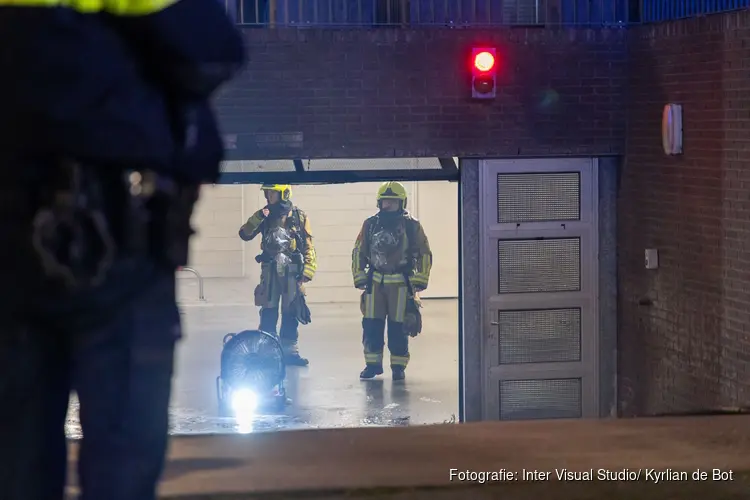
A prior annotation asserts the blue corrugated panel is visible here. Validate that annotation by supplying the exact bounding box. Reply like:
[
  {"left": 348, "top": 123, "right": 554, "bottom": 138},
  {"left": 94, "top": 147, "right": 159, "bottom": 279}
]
[{"left": 640, "top": 0, "right": 749, "bottom": 22}]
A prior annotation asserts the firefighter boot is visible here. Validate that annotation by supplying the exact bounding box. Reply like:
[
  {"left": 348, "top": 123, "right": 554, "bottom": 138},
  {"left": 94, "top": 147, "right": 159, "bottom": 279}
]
[
  {"left": 392, "top": 366, "right": 405, "bottom": 381},
  {"left": 279, "top": 340, "right": 308, "bottom": 367},
  {"left": 285, "top": 351, "right": 309, "bottom": 366},
  {"left": 360, "top": 365, "right": 384, "bottom": 379},
  {"left": 280, "top": 314, "right": 308, "bottom": 366},
  {"left": 360, "top": 318, "right": 386, "bottom": 379}
]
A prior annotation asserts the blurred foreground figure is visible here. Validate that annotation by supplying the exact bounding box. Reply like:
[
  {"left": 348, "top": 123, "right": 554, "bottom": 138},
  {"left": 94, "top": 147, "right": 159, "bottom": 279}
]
[
  {"left": 0, "top": 0, "right": 245, "bottom": 497},
  {"left": 352, "top": 182, "right": 432, "bottom": 381},
  {"left": 239, "top": 184, "right": 316, "bottom": 366}
]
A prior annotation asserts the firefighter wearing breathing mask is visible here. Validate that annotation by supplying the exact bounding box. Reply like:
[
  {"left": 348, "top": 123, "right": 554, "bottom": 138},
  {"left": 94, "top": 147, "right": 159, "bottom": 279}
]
[
  {"left": 352, "top": 181, "right": 432, "bottom": 381},
  {"left": 239, "top": 184, "right": 316, "bottom": 366}
]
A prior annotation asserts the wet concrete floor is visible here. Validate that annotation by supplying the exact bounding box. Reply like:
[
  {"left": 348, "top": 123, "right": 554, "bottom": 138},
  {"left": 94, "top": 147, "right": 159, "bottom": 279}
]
[{"left": 65, "top": 299, "right": 459, "bottom": 437}]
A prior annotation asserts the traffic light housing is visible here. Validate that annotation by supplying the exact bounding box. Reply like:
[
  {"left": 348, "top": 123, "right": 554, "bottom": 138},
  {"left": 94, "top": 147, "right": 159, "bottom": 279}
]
[{"left": 471, "top": 47, "right": 497, "bottom": 99}]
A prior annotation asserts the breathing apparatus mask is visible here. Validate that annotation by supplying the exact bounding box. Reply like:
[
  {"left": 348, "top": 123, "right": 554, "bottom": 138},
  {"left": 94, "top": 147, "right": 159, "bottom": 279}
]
[
  {"left": 377, "top": 199, "right": 404, "bottom": 227},
  {"left": 267, "top": 199, "right": 292, "bottom": 218}
]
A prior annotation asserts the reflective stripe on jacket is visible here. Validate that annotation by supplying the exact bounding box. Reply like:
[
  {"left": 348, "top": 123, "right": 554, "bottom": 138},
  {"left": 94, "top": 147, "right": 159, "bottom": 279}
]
[{"left": 0, "top": 0, "right": 177, "bottom": 14}]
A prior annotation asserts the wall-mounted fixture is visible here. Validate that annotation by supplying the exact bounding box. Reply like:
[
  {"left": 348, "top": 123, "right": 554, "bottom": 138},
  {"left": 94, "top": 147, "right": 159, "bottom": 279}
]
[
  {"left": 645, "top": 248, "right": 659, "bottom": 270},
  {"left": 662, "top": 104, "right": 683, "bottom": 155}
]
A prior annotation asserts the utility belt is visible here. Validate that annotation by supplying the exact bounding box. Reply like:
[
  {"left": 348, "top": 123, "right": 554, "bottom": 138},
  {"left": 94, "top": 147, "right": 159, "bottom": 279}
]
[
  {"left": 31, "top": 160, "right": 199, "bottom": 290},
  {"left": 259, "top": 260, "right": 302, "bottom": 273},
  {"left": 255, "top": 251, "right": 303, "bottom": 264},
  {"left": 365, "top": 266, "right": 414, "bottom": 293},
  {"left": 256, "top": 251, "right": 303, "bottom": 268}
]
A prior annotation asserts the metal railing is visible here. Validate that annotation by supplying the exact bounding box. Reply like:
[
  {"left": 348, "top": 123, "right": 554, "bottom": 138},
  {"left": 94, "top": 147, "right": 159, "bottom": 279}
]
[
  {"left": 178, "top": 266, "right": 206, "bottom": 301},
  {"left": 224, "top": 0, "right": 629, "bottom": 26},
  {"left": 223, "top": 0, "right": 748, "bottom": 26}
]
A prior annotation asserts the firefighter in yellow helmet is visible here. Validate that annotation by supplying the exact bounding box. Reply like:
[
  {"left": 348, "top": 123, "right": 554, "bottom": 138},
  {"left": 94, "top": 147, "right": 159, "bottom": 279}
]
[
  {"left": 352, "top": 181, "right": 433, "bottom": 380},
  {"left": 239, "top": 184, "right": 317, "bottom": 366}
]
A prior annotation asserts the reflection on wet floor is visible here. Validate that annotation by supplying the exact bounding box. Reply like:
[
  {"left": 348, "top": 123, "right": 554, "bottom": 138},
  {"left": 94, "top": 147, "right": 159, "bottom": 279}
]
[{"left": 65, "top": 300, "right": 459, "bottom": 438}]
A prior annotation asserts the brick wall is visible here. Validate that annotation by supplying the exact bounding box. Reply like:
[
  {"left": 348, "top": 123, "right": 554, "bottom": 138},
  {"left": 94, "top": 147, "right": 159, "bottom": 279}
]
[
  {"left": 619, "top": 11, "right": 750, "bottom": 416},
  {"left": 215, "top": 28, "right": 627, "bottom": 160}
]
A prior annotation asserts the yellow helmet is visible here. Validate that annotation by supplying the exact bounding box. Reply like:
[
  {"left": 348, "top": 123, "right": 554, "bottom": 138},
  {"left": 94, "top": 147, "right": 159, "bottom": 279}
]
[
  {"left": 376, "top": 181, "right": 407, "bottom": 209},
  {"left": 261, "top": 184, "right": 292, "bottom": 201}
]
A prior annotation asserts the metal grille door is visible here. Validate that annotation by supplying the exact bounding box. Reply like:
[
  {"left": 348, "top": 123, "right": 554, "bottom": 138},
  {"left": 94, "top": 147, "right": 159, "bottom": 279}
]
[{"left": 480, "top": 159, "right": 598, "bottom": 420}]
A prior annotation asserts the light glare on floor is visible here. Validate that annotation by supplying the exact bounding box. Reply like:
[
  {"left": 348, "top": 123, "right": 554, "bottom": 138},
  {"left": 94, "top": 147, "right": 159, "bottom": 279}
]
[{"left": 231, "top": 388, "right": 259, "bottom": 416}]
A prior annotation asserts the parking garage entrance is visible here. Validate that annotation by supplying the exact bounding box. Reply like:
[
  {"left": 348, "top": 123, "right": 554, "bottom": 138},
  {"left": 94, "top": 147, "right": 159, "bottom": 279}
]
[
  {"left": 180, "top": 159, "right": 462, "bottom": 436},
  {"left": 64, "top": 157, "right": 605, "bottom": 437},
  {"left": 62, "top": 158, "right": 462, "bottom": 438}
]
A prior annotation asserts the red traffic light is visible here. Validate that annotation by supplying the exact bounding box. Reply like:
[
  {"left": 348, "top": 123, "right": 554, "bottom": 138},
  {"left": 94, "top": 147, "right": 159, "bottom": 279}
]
[
  {"left": 473, "top": 51, "right": 495, "bottom": 72},
  {"left": 470, "top": 47, "right": 497, "bottom": 99}
]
